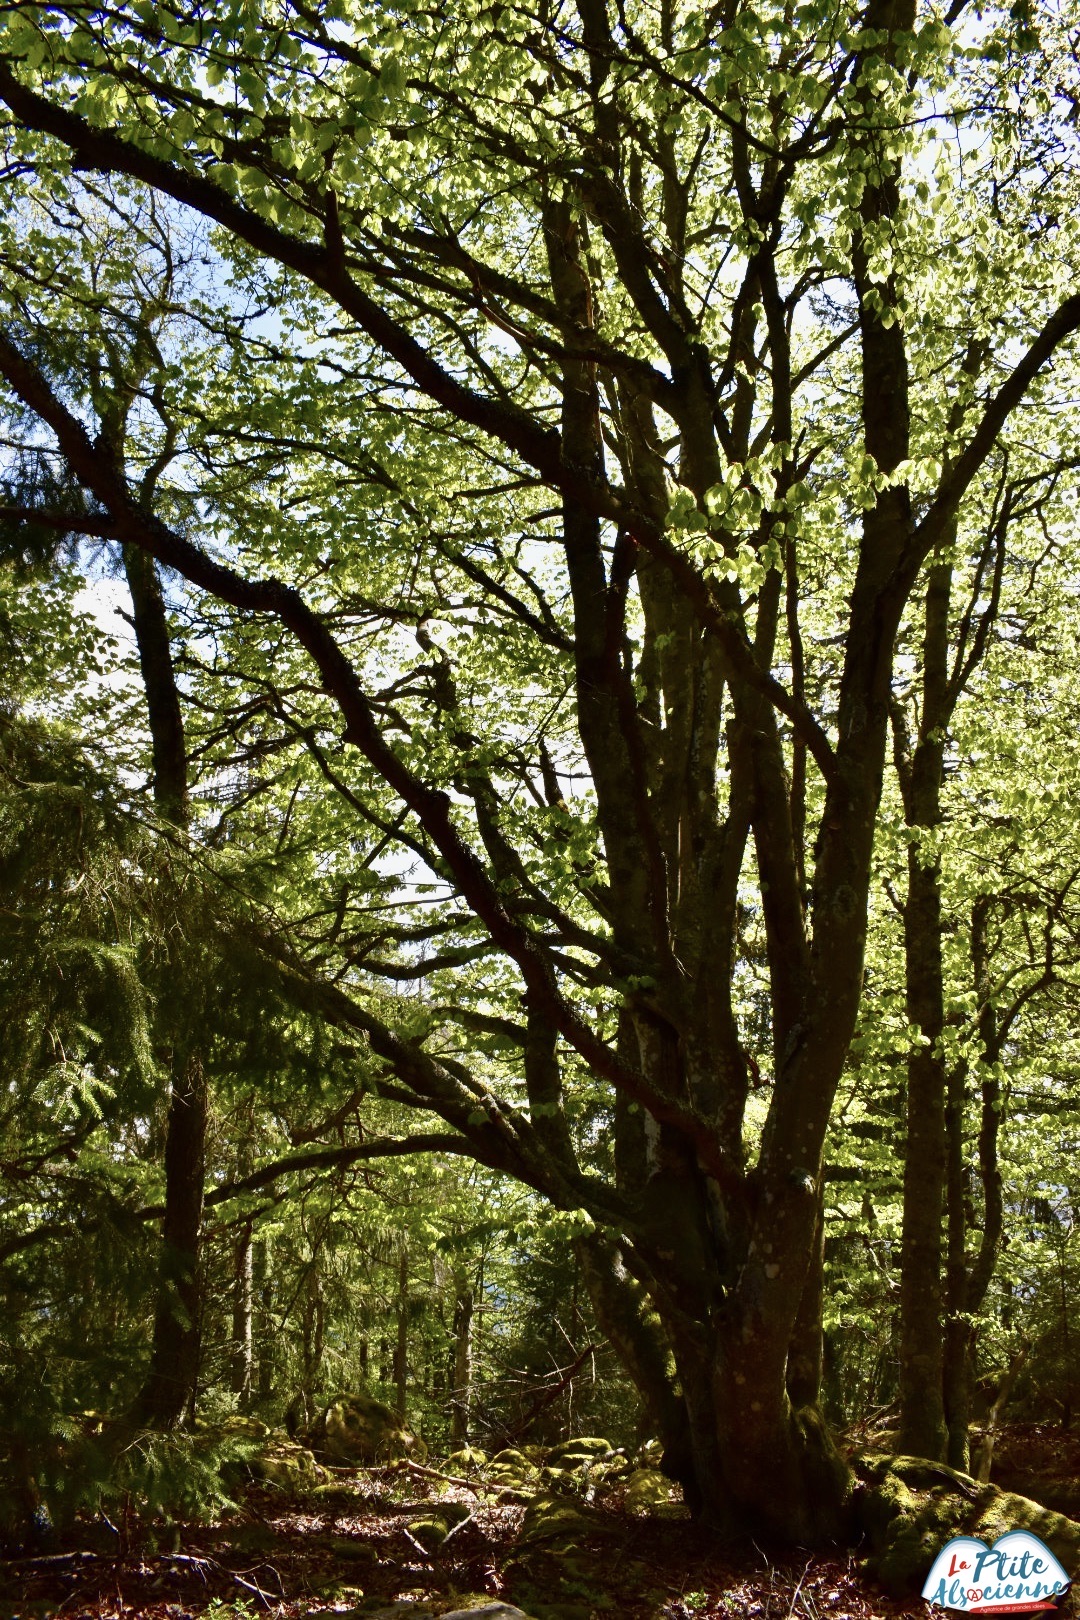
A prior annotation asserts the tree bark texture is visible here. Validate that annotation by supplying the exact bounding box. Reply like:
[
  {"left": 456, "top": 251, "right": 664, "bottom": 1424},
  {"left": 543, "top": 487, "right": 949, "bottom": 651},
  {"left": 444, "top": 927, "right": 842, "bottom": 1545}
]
[{"left": 895, "top": 556, "right": 952, "bottom": 1462}]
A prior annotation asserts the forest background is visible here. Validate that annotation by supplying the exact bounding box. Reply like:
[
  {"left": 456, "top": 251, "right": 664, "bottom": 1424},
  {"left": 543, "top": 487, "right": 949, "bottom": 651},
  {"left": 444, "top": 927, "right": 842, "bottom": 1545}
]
[{"left": 0, "top": 0, "right": 1079, "bottom": 1577}]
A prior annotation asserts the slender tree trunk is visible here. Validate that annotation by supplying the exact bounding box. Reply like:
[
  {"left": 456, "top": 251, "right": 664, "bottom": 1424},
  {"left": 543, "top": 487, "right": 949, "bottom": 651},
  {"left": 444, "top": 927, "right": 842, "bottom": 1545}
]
[
  {"left": 394, "top": 1246, "right": 409, "bottom": 1421},
  {"left": 254, "top": 1235, "right": 274, "bottom": 1403},
  {"left": 122, "top": 544, "right": 209, "bottom": 1431},
  {"left": 943, "top": 1058, "right": 971, "bottom": 1469},
  {"left": 975, "top": 1341, "right": 1029, "bottom": 1482},
  {"left": 944, "top": 900, "right": 1010, "bottom": 1465},
  {"left": 231, "top": 1221, "right": 254, "bottom": 1407},
  {"left": 449, "top": 1273, "right": 473, "bottom": 1446},
  {"left": 128, "top": 1048, "right": 206, "bottom": 1428},
  {"left": 895, "top": 556, "right": 951, "bottom": 1462},
  {"left": 301, "top": 1263, "right": 325, "bottom": 1414}
]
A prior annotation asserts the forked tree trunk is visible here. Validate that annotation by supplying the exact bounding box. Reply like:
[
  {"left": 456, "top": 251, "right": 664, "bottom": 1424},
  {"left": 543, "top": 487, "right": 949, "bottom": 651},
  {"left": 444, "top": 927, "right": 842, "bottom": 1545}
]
[{"left": 580, "top": 1187, "right": 850, "bottom": 1540}]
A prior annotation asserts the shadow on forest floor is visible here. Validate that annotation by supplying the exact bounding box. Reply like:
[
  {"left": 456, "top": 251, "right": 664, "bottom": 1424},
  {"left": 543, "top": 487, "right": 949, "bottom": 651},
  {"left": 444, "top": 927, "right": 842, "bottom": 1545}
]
[
  {"left": 7, "top": 1420, "right": 1080, "bottom": 1620},
  {"left": 0, "top": 1461, "right": 938, "bottom": 1620}
]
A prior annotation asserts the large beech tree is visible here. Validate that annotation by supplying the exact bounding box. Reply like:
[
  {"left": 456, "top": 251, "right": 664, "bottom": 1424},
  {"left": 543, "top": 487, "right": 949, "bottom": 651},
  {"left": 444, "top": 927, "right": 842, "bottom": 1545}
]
[{"left": 1, "top": 0, "right": 1080, "bottom": 1540}]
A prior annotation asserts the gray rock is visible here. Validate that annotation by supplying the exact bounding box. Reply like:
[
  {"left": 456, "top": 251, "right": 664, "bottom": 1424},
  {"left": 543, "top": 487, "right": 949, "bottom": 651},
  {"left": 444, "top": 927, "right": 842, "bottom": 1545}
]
[{"left": 440, "top": 1607, "right": 537, "bottom": 1620}]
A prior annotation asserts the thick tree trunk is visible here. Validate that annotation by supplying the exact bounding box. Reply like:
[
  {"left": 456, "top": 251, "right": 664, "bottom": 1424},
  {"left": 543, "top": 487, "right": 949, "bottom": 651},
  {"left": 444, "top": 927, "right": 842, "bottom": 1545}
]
[{"left": 787, "top": 1192, "right": 826, "bottom": 1409}]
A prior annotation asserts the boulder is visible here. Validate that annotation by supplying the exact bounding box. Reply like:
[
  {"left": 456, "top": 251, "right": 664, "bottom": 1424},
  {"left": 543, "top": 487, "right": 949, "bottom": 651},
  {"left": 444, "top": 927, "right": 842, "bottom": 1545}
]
[
  {"left": 518, "top": 1492, "right": 613, "bottom": 1547},
  {"left": 408, "top": 1500, "right": 473, "bottom": 1550},
  {"left": 488, "top": 1448, "right": 540, "bottom": 1486},
  {"left": 199, "top": 1422, "right": 322, "bottom": 1493},
  {"left": 440, "top": 1607, "right": 538, "bottom": 1620},
  {"left": 622, "top": 1466, "right": 682, "bottom": 1515},
  {"left": 312, "top": 1393, "right": 428, "bottom": 1466},
  {"left": 855, "top": 1452, "right": 1080, "bottom": 1603},
  {"left": 446, "top": 1445, "right": 488, "bottom": 1471},
  {"left": 219, "top": 1415, "right": 270, "bottom": 1439},
  {"left": 544, "top": 1438, "right": 612, "bottom": 1468},
  {"left": 247, "top": 1436, "right": 322, "bottom": 1488}
]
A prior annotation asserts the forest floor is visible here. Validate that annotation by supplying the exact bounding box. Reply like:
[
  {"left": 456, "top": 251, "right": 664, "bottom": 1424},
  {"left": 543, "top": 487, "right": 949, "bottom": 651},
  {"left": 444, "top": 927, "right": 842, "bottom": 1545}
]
[{"left": 2, "top": 1422, "right": 1077, "bottom": 1620}]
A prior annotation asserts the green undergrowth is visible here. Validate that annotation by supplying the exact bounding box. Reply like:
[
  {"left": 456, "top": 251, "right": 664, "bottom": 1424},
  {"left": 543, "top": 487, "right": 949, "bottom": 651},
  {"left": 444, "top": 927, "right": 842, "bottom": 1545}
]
[{"left": 0, "top": 1418, "right": 288, "bottom": 1548}]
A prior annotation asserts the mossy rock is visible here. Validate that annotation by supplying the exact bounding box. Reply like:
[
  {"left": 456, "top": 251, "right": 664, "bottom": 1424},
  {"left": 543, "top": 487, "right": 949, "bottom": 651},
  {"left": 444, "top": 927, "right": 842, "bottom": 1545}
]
[
  {"left": 518, "top": 1492, "right": 615, "bottom": 1548},
  {"left": 488, "top": 1448, "right": 540, "bottom": 1485},
  {"left": 252, "top": 1439, "right": 323, "bottom": 1488},
  {"left": 409, "top": 1501, "right": 473, "bottom": 1549},
  {"left": 491, "top": 1447, "right": 534, "bottom": 1469},
  {"left": 311, "top": 1480, "right": 368, "bottom": 1506},
  {"left": 622, "top": 1467, "right": 682, "bottom": 1515},
  {"left": 326, "top": 1535, "right": 378, "bottom": 1563},
  {"left": 855, "top": 1452, "right": 1080, "bottom": 1604},
  {"left": 201, "top": 1422, "right": 322, "bottom": 1493},
  {"left": 220, "top": 1416, "right": 271, "bottom": 1439},
  {"left": 446, "top": 1447, "right": 488, "bottom": 1471},
  {"left": 545, "top": 1438, "right": 612, "bottom": 1467},
  {"left": 313, "top": 1393, "right": 428, "bottom": 1466}
]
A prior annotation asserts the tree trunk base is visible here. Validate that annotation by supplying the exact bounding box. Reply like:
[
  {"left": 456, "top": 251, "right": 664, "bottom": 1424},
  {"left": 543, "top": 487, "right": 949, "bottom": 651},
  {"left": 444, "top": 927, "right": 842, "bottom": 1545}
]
[{"left": 717, "top": 1401, "right": 853, "bottom": 1546}]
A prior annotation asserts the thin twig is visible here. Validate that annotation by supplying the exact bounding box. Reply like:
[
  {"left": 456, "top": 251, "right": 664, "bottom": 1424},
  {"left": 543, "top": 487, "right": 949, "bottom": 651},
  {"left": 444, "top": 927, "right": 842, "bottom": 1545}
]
[
  {"left": 391, "top": 1457, "right": 523, "bottom": 1497},
  {"left": 784, "top": 1556, "right": 813, "bottom": 1620}
]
